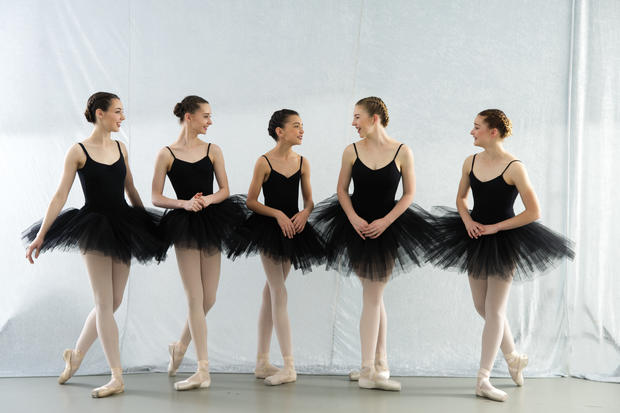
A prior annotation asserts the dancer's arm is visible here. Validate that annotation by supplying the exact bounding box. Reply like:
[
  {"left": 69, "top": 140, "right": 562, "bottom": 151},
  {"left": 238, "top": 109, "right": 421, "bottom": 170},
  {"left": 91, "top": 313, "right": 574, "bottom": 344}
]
[
  {"left": 151, "top": 148, "right": 203, "bottom": 211},
  {"left": 119, "top": 141, "right": 145, "bottom": 208},
  {"left": 25, "top": 144, "right": 83, "bottom": 263},
  {"left": 457, "top": 155, "right": 484, "bottom": 239},
  {"left": 291, "top": 157, "right": 313, "bottom": 233},
  {"left": 480, "top": 162, "right": 540, "bottom": 235},
  {"left": 337, "top": 144, "right": 368, "bottom": 239},
  {"left": 365, "top": 145, "right": 415, "bottom": 239},
  {"left": 201, "top": 144, "right": 230, "bottom": 206},
  {"left": 246, "top": 156, "right": 295, "bottom": 238}
]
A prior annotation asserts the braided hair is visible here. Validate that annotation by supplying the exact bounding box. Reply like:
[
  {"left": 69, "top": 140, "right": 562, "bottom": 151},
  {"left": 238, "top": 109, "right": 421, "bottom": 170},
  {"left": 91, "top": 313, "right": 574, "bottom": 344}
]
[
  {"left": 356, "top": 96, "right": 389, "bottom": 127},
  {"left": 478, "top": 109, "right": 512, "bottom": 138}
]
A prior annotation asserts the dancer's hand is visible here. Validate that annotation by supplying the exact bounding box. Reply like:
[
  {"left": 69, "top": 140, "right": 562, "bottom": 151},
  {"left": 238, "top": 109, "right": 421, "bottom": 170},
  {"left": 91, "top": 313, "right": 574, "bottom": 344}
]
[
  {"left": 183, "top": 196, "right": 204, "bottom": 212},
  {"left": 349, "top": 215, "right": 369, "bottom": 240},
  {"left": 198, "top": 194, "right": 214, "bottom": 209},
  {"left": 479, "top": 224, "right": 500, "bottom": 235},
  {"left": 464, "top": 219, "right": 484, "bottom": 239},
  {"left": 364, "top": 217, "right": 390, "bottom": 239},
  {"left": 276, "top": 211, "right": 296, "bottom": 239},
  {"left": 291, "top": 209, "right": 309, "bottom": 233},
  {"left": 26, "top": 237, "right": 43, "bottom": 264}
]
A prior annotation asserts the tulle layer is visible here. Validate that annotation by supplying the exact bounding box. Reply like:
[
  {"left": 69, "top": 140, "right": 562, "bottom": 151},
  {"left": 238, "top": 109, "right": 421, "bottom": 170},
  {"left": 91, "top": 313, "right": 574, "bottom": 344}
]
[
  {"left": 159, "top": 196, "right": 248, "bottom": 253},
  {"left": 426, "top": 207, "right": 575, "bottom": 281},
  {"left": 22, "top": 205, "right": 164, "bottom": 264},
  {"left": 226, "top": 199, "right": 325, "bottom": 273},
  {"left": 311, "top": 195, "right": 436, "bottom": 280}
]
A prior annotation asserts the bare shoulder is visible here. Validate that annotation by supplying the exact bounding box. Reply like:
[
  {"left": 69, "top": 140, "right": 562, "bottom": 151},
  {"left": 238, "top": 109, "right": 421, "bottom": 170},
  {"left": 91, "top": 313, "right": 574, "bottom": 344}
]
[
  {"left": 255, "top": 154, "right": 270, "bottom": 168},
  {"left": 208, "top": 142, "right": 222, "bottom": 155},
  {"left": 299, "top": 153, "right": 310, "bottom": 173},
  {"left": 116, "top": 140, "right": 128, "bottom": 156},
  {"left": 157, "top": 146, "right": 174, "bottom": 161},
  {"left": 208, "top": 142, "right": 224, "bottom": 163},
  {"left": 67, "top": 143, "right": 86, "bottom": 163},
  {"left": 505, "top": 158, "right": 528, "bottom": 180},
  {"left": 342, "top": 143, "right": 357, "bottom": 160},
  {"left": 394, "top": 142, "right": 413, "bottom": 159},
  {"left": 462, "top": 154, "right": 475, "bottom": 173}
]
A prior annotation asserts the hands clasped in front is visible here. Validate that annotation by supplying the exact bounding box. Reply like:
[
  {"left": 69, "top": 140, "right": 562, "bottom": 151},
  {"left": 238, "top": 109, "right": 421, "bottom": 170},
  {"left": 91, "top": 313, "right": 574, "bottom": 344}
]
[{"left": 182, "top": 192, "right": 214, "bottom": 212}]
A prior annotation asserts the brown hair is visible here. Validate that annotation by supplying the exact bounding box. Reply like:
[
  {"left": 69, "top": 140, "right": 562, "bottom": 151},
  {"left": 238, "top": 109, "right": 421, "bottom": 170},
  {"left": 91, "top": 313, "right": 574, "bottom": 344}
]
[
  {"left": 356, "top": 96, "right": 389, "bottom": 127},
  {"left": 478, "top": 109, "right": 512, "bottom": 138},
  {"left": 173, "top": 95, "right": 209, "bottom": 123},
  {"left": 84, "top": 92, "right": 120, "bottom": 123},
  {"left": 267, "top": 109, "right": 299, "bottom": 141}
]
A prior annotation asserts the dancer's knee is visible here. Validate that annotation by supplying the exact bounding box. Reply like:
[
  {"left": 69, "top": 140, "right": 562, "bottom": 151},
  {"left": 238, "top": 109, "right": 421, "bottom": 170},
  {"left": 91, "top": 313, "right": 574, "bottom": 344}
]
[{"left": 203, "top": 294, "right": 216, "bottom": 313}]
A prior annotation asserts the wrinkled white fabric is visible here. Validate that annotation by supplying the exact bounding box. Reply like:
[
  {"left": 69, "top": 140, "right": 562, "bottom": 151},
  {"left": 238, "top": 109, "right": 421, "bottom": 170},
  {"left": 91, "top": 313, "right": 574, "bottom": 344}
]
[{"left": 0, "top": 0, "right": 617, "bottom": 381}]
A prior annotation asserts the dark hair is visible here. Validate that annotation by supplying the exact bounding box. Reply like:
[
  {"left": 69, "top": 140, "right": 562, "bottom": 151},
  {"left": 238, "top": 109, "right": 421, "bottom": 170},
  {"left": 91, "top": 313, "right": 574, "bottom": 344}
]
[
  {"left": 356, "top": 96, "right": 389, "bottom": 127},
  {"left": 478, "top": 109, "right": 512, "bottom": 138},
  {"left": 173, "top": 95, "right": 209, "bottom": 123},
  {"left": 267, "top": 109, "right": 299, "bottom": 141},
  {"left": 84, "top": 92, "right": 120, "bottom": 123}
]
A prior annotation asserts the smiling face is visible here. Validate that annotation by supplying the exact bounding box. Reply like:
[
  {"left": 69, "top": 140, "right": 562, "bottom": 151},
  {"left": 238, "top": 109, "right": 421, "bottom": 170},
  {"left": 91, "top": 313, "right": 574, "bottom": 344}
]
[
  {"left": 276, "top": 114, "right": 303, "bottom": 145},
  {"left": 185, "top": 103, "right": 212, "bottom": 135},
  {"left": 352, "top": 105, "right": 377, "bottom": 138},
  {"left": 470, "top": 115, "right": 499, "bottom": 147},
  {"left": 96, "top": 98, "right": 125, "bottom": 132}
]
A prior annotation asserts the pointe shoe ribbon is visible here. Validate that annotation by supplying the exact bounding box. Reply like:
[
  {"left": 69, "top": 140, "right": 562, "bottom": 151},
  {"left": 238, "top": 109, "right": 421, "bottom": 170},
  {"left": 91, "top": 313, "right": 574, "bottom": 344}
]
[
  {"left": 168, "top": 342, "right": 187, "bottom": 377},
  {"left": 174, "top": 360, "right": 211, "bottom": 391},
  {"left": 58, "top": 349, "right": 84, "bottom": 384},
  {"left": 264, "top": 368, "right": 297, "bottom": 386},
  {"left": 358, "top": 367, "right": 401, "bottom": 391},
  {"left": 264, "top": 356, "right": 296, "bottom": 386},
  {"left": 255, "top": 355, "right": 280, "bottom": 379},
  {"left": 374, "top": 359, "right": 391, "bottom": 381},
  {"left": 91, "top": 368, "right": 124, "bottom": 398},
  {"left": 505, "top": 352, "right": 528, "bottom": 386},
  {"left": 475, "top": 368, "right": 507, "bottom": 402},
  {"left": 349, "top": 358, "right": 390, "bottom": 382}
]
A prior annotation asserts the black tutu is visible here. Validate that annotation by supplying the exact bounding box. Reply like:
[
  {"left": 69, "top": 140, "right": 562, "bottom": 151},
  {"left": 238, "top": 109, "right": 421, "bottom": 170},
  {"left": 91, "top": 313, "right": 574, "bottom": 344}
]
[
  {"left": 426, "top": 207, "right": 575, "bottom": 281},
  {"left": 311, "top": 194, "right": 436, "bottom": 280},
  {"left": 159, "top": 196, "right": 248, "bottom": 253},
  {"left": 226, "top": 197, "right": 325, "bottom": 273},
  {"left": 22, "top": 205, "right": 164, "bottom": 264}
]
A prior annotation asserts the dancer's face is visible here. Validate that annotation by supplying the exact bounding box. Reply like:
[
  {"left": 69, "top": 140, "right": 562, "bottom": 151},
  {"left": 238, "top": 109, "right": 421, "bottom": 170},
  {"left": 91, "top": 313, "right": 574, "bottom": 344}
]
[
  {"left": 97, "top": 99, "right": 125, "bottom": 132},
  {"left": 187, "top": 103, "right": 213, "bottom": 135},
  {"left": 276, "top": 115, "right": 304, "bottom": 145},
  {"left": 470, "top": 115, "right": 498, "bottom": 147},
  {"left": 352, "top": 105, "right": 375, "bottom": 138}
]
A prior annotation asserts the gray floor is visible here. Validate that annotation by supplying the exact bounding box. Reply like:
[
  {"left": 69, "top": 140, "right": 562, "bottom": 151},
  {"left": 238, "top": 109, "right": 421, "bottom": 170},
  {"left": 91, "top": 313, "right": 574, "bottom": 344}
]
[{"left": 1, "top": 373, "right": 618, "bottom": 413}]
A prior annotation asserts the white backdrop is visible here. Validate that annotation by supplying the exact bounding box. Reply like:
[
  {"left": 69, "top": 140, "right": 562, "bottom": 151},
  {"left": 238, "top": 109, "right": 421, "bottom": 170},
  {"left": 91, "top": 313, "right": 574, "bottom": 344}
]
[{"left": 0, "top": 0, "right": 617, "bottom": 381}]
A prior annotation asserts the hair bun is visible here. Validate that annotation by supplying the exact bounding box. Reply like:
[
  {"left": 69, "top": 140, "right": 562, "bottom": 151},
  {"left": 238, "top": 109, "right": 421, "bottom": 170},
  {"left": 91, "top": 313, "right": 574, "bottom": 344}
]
[{"left": 173, "top": 102, "right": 184, "bottom": 119}]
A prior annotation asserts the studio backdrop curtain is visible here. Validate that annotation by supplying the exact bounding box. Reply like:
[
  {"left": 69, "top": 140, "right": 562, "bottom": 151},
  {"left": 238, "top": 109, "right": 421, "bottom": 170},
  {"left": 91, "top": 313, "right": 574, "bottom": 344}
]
[{"left": 0, "top": 0, "right": 617, "bottom": 381}]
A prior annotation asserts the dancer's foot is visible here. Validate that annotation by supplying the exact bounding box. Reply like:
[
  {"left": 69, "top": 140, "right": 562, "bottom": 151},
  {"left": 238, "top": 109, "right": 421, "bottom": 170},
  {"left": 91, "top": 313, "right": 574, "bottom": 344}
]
[
  {"left": 475, "top": 368, "right": 507, "bottom": 402},
  {"left": 58, "top": 349, "right": 84, "bottom": 384},
  {"left": 255, "top": 354, "right": 280, "bottom": 379},
  {"left": 264, "top": 356, "right": 296, "bottom": 386},
  {"left": 167, "top": 342, "right": 187, "bottom": 377},
  {"left": 349, "top": 357, "right": 390, "bottom": 382},
  {"left": 174, "top": 360, "right": 211, "bottom": 391},
  {"left": 375, "top": 358, "right": 390, "bottom": 381},
  {"left": 91, "top": 368, "right": 124, "bottom": 398},
  {"left": 348, "top": 370, "right": 360, "bottom": 381},
  {"left": 504, "top": 351, "right": 528, "bottom": 386},
  {"left": 358, "top": 367, "right": 401, "bottom": 391}
]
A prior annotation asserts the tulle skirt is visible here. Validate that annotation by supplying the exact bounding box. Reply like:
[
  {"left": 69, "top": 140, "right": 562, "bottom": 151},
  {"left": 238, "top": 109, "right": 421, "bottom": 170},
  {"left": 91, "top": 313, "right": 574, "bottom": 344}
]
[
  {"left": 22, "top": 205, "right": 164, "bottom": 264},
  {"left": 311, "top": 194, "right": 437, "bottom": 281},
  {"left": 159, "top": 196, "right": 247, "bottom": 254},
  {"left": 426, "top": 207, "right": 575, "bottom": 281},
  {"left": 226, "top": 197, "right": 325, "bottom": 273}
]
